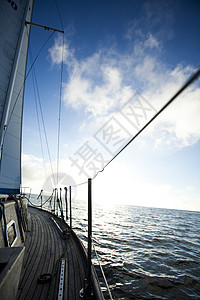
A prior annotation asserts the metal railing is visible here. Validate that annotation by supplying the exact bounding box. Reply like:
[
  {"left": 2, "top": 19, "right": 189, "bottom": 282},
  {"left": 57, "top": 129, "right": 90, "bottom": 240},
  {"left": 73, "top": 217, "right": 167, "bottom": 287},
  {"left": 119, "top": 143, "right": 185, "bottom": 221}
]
[{"left": 28, "top": 178, "right": 113, "bottom": 299}]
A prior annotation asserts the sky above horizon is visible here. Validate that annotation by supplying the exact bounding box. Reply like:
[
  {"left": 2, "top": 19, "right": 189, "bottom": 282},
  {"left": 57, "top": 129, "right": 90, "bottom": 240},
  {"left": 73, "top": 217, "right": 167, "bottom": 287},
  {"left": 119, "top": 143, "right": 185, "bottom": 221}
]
[{"left": 22, "top": 0, "right": 200, "bottom": 211}]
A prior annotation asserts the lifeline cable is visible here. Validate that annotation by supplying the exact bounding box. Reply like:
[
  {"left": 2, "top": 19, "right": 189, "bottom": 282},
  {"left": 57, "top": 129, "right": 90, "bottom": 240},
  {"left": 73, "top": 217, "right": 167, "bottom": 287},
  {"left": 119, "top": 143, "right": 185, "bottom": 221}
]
[
  {"left": 93, "top": 67, "right": 200, "bottom": 180},
  {"left": 92, "top": 242, "right": 113, "bottom": 300},
  {"left": 68, "top": 67, "right": 200, "bottom": 187},
  {"left": 70, "top": 196, "right": 113, "bottom": 299},
  {"left": 25, "top": 194, "right": 53, "bottom": 208}
]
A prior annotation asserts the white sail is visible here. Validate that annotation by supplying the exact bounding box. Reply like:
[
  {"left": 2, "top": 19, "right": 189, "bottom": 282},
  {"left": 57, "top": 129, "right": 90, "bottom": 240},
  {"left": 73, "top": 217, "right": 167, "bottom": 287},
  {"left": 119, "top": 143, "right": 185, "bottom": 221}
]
[{"left": 0, "top": 0, "right": 33, "bottom": 194}]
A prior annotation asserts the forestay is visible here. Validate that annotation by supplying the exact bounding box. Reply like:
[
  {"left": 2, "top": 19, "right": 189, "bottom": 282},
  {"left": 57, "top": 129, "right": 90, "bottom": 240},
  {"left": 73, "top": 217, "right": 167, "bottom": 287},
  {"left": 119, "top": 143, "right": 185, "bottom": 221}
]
[{"left": 0, "top": 0, "right": 33, "bottom": 194}]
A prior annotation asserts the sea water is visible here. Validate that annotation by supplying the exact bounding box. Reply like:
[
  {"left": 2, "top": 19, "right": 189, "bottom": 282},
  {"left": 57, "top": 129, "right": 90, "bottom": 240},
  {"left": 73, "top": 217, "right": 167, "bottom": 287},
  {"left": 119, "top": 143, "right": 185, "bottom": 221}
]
[
  {"left": 71, "top": 200, "right": 200, "bottom": 300},
  {"left": 30, "top": 196, "right": 200, "bottom": 299}
]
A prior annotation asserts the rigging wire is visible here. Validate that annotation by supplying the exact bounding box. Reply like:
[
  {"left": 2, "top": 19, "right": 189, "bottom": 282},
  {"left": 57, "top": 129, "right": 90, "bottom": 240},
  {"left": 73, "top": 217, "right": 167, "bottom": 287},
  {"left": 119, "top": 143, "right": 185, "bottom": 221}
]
[
  {"left": 36, "top": 77, "right": 56, "bottom": 187},
  {"left": 28, "top": 45, "right": 56, "bottom": 186},
  {"left": 53, "top": 0, "right": 65, "bottom": 188},
  {"left": 29, "top": 49, "right": 47, "bottom": 182},
  {"left": 6, "top": 29, "right": 55, "bottom": 134},
  {"left": 56, "top": 34, "right": 65, "bottom": 187},
  {"left": 54, "top": 0, "right": 64, "bottom": 30}
]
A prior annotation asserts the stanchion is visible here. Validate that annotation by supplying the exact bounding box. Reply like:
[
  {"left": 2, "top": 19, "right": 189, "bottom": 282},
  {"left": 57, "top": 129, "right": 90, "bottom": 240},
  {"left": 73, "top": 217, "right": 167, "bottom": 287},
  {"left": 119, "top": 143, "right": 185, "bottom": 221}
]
[
  {"left": 64, "top": 187, "right": 68, "bottom": 220},
  {"left": 69, "top": 186, "right": 72, "bottom": 229},
  {"left": 83, "top": 178, "right": 92, "bottom": 298},
  {"left": 40, "top": 190, "right": 43, "bottom": 208},
  {"left": 59, "top": 188, "right": 64, "bottom": 220},
  {"left": 88, "top": 178, "right": 92, "bottom": 286}
]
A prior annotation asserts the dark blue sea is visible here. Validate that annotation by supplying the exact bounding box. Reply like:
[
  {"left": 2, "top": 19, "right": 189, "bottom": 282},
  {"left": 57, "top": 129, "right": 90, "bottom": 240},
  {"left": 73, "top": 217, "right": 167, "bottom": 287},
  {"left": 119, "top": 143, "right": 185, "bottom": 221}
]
[{"left": 30, "top": 195, "right": 200, "bottom": 299}]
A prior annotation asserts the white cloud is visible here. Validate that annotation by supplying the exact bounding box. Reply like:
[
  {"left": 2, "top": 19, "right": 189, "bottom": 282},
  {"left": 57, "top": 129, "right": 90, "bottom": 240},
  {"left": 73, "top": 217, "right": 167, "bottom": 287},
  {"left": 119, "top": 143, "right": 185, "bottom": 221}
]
[
  {"left": 22, "top": 153, "right": 84, "bottom": 194},
  {"left": 48, "top": 36, "right": 74, "bottom": 67},
  {"left": 21, "top": 150, "right": 200, "bottom": 211},
  {"left": 22, "top": 153, "right": 43, "bottom": 163},
  {"left": 48, "top": 26, "right": 200, "bottom": 153},
  {"left": 62, "top": 52, "right": 133, "bottom": 116},
  {"left": 144, "top": 33, "right": 160, "bottom": 49},
  {"left": 22, "top": 154, "right": 46, "bottom": 193}
]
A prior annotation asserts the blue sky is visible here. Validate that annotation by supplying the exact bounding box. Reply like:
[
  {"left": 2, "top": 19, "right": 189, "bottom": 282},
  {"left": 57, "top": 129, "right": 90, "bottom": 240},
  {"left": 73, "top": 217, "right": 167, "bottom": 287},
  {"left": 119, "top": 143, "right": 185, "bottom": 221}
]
[{"left": 22, "top": 0, "right": 200, "bottom": 211}]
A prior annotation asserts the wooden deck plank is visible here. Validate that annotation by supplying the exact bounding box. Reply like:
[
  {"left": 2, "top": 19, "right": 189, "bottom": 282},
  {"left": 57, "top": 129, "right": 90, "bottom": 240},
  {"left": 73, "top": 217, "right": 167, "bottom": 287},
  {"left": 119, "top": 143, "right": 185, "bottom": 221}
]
[
  {"left": 39, "top": 212, "right": 66, "bottom": 300},
  {"left": 17, "top": 208, "right": 66, "bottom": 300},
  {"left": 18, "top": 212, "right": 47, "bottom": 299},
  {"left": 67, "top": 233, "right": 86, "bottom": 300},
  {"left": 32, "top": 212, "right": 53, "bottom": 300},
  {"left": 48, "top": 219, "right": 68, "bottom": 300},
  {"left": 38, "top": 215, "right": 56, "bottom": 300},
  {"left": 17, "top": 213, "right": 40, "bottom": 294},
  {"left": 17, "top": 206, "right": 89, "bottom": 300}
]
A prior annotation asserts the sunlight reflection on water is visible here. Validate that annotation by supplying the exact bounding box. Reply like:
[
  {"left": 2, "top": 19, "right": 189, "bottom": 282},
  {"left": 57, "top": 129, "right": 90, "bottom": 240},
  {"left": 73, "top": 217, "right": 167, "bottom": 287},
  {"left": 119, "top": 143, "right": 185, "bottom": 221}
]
[
  {"left": 72, "top": 199, "right": 200, "bottom": 299},
  {"left": 30, "top": 195, "right": 200, "bottom": 299}
]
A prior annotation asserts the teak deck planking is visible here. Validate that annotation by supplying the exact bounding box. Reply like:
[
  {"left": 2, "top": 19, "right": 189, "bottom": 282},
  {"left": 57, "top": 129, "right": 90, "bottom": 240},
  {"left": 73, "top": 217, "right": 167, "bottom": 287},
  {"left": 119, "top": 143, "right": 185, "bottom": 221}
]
[{"left": 17, "top": 206, "right": 87, "bottom": 300}]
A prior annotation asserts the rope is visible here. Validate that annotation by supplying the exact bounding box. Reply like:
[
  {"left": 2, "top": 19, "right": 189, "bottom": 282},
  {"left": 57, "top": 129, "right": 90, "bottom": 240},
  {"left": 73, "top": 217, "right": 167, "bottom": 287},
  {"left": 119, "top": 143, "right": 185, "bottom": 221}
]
[
  {"left": 37, "top": 273, "right": 53, "bottom": 283},
  {"left": 25, "top": 195, "right": 53, "bottom": 208}
]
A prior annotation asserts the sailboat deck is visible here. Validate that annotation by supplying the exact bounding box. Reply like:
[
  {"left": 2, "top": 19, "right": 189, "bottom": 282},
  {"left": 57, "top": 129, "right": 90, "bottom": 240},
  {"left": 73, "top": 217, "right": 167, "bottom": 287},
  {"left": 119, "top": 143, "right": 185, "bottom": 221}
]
[{"left": 17, "top": 206, "right": 86, "bottom": 300}]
